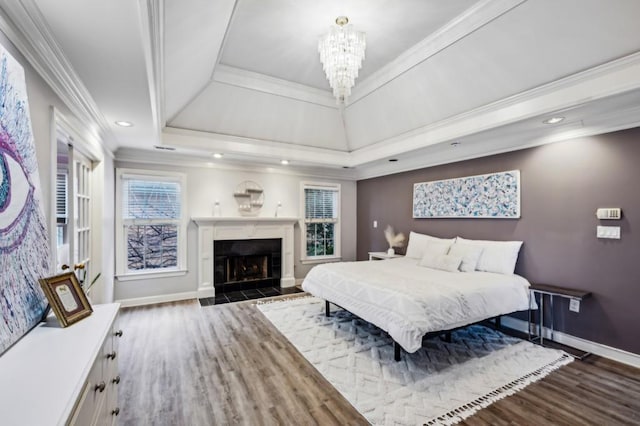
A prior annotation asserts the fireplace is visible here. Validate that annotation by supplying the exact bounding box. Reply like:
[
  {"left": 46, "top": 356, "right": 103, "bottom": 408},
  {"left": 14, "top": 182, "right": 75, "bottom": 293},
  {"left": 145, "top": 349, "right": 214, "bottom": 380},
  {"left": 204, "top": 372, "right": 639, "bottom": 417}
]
[
  {"left": 193, "top": 217, "right": 297, "bottom": 298},
  {"left": 214, "top": 238, "right": 282, "bottom": 293}
]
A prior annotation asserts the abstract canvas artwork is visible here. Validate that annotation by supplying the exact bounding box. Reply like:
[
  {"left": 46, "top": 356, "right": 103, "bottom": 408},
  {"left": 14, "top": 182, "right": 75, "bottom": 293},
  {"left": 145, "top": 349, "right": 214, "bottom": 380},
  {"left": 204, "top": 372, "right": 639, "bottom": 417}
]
[
  {"left": 413, "top": 170, "right": 521, "bottom": 218},
  {"left": 0, "top": 44, "right": 50, "bottom": 355}
]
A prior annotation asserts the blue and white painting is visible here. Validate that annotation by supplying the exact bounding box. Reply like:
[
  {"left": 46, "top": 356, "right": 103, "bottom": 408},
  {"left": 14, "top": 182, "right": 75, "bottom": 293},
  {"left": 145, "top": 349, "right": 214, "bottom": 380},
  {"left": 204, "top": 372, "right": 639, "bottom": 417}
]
[
  {"left": 0, "top": 44, "right": 50, "bottom": 355},
  {"left": 413, "top": 170, "right": 521, "bottom": 219}
]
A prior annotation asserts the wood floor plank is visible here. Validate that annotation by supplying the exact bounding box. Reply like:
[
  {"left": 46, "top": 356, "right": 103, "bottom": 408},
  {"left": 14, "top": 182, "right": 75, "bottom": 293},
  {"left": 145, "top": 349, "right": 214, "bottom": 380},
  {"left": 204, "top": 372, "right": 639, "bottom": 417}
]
[{"left": 118, "top": 298, "right": 640, "bottom": 425}]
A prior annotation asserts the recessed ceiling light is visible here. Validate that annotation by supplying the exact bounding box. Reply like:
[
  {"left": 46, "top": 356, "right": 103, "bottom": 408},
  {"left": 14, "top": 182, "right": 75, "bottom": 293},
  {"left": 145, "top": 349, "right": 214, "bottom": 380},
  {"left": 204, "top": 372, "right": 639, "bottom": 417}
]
[
  {"left": 115, "top": 120, "right": 134, "bottom": 127},
  {"left": 543, "top": 116, "right": 565, "bottom": 124},
  {"left": 280, "top": 159, "right": 289, "bottom": 165},
  {"left": 212, "top": 153, "right": 223, "bottom": 159},
  {"left": 451, "top": 141, "right": 461, "bottom": 147},
  {"left": 388, "top": 158, "right": 398, "bottom": 162}
]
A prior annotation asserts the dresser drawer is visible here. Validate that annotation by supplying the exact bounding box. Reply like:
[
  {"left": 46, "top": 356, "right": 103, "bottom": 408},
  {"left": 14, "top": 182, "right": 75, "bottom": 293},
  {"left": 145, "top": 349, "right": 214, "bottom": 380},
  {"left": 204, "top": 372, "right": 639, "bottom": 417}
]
[{"left": 68, "top": 340, "right": 107, "bottom": 426}]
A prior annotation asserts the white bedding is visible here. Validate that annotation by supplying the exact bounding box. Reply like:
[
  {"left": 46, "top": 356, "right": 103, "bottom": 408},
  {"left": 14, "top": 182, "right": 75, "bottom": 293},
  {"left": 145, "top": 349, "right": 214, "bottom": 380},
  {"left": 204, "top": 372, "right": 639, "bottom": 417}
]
[{"left": 301, "top": 257, "right": 532, "bottom": 353}]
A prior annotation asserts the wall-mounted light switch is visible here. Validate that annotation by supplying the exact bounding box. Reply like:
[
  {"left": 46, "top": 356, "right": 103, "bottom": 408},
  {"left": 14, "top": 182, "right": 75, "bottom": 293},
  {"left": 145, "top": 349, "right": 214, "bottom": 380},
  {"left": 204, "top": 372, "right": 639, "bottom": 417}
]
[
  {"left": 373, "top": 220, "right": 378, "bottom": 228},
  {"left": 597, "top": 225, "right": 620, "bottom": 239},
  {"left": 569, "top": 299, "right": 580, "bottom": 313}
]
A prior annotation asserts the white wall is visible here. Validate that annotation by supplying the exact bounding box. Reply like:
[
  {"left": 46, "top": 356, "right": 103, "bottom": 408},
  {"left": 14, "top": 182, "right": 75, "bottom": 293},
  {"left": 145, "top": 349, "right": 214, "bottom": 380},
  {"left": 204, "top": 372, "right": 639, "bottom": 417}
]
[
  {"left": 0, "top": 30, "right": 115, "bottom": 303},
  {"left": 113, "top": 161, "right": 357, "bottom": 302},
  {"left": 92, "top": 154, "right": 115, "bottom": 303}
]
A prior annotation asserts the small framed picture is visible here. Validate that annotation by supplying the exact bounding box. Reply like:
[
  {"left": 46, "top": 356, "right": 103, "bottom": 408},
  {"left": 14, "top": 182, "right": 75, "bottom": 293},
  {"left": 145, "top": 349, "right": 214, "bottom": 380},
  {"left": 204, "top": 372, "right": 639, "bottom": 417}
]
[{"left": 39, "top": 272, "right": 93, "bottom": 327}]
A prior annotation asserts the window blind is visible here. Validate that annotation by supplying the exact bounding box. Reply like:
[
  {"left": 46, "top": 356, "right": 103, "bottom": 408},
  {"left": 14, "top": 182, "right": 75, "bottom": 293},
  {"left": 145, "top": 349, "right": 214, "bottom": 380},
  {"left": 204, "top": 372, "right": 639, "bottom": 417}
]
[
  {"left": 304, "top": 188, "right": 337, "bottom": 221},
  {"left": 56, "top": 173, "right": 67, "bottom": 224},
  {"left": 122, "top": 179, "right": 181, "bottom": 220}
]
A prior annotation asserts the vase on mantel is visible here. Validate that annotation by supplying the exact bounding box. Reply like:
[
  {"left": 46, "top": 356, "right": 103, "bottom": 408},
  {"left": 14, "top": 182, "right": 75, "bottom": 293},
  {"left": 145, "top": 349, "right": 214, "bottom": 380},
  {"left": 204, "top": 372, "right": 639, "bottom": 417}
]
[{"left": 387, "top": 248, "right": 395, "bottom": 256}]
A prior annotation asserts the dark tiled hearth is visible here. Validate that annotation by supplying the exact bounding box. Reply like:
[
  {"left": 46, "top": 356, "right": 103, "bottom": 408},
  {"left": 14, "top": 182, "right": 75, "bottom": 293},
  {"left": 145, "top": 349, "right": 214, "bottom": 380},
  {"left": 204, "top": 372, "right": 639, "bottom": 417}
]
[{"left": 199, "top": 286, "right": 303, "bottom": 306}]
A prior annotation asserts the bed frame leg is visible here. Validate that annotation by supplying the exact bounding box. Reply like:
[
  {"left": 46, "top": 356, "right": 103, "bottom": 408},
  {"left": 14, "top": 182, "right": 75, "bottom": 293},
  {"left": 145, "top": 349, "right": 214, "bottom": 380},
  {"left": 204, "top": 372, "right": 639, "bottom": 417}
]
[
  {"left": 325, "top": 300, "right": 330, "bottom": 317},
  {"left": 394, "top": 341, "right": 401, "bottom": 362}
]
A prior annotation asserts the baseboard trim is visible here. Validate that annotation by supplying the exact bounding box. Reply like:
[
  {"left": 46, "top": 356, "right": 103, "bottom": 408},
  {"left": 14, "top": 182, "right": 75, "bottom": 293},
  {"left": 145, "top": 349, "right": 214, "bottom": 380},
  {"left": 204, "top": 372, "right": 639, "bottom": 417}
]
[
  {"left": 197, "top": 287, "right": 215, "bottom": 299},
  {"left": 295, "top": 278, "right": 305, "bottom": 287},
  {"left": 117, "top": 291, "right": 197, "bottom": 308},
  {"left": 501, "top": 317, "right": 640, "bottom": 368}
]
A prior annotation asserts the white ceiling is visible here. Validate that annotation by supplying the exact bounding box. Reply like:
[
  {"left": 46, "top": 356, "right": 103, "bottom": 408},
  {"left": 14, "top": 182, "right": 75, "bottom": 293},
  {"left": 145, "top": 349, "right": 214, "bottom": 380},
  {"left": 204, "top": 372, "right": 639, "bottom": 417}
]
[
  {"left": 218, "top": 0, "right": 476, "bottom": 90},
  {"left": 2, "top": 0, "right": 640, "bottom": 178}
]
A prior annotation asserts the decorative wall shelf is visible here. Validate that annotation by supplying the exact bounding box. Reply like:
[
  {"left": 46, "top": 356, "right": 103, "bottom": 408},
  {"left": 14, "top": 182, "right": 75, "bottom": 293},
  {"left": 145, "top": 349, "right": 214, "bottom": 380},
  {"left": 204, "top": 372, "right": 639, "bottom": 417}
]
[{"left": 234, "top": 181, "right": 264, "bottom": 216}]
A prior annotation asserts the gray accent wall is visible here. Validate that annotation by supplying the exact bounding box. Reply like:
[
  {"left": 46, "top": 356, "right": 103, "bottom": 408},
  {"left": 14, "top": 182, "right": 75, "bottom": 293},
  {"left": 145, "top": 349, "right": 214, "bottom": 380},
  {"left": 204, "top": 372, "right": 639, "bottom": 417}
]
[{"left": 357, "top": 128, "right": 640, "bottom": 354}]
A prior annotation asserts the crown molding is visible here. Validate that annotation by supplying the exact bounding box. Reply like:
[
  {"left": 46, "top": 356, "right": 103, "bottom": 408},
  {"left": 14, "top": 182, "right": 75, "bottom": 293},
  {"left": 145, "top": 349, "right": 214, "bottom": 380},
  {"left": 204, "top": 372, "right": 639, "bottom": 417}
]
[
  {"left": 137, "top": 0, "right": 165, "bottom": 134},
  {"left": 0, "top": 0, "right": 116, "bottom": 152},
  {"left": 350, "top": 51, "right": 640, "bottom": 165},
  {"left": 354, "top": 104, "right": 640, "bottom": 180},
  {"left": 124, "top": 99, "right": 640, "bottom": 183},
  {"left": 115, "top": 146, "right": 358, "bottom": 181},
  {"left": 347, "top": 0, "right": 527, "bottom": 106},
  {"left": 158, "top": 52, "right": 640, "bottom": 178},
  {"left": 212, "top": 64, "right": 338, "bottom": 109},
  {"left": 53, "top": 107, "right": 112, "bottom": 161},
  {"left": 162, "top": 126, "right": 351, "bottom": 166}
]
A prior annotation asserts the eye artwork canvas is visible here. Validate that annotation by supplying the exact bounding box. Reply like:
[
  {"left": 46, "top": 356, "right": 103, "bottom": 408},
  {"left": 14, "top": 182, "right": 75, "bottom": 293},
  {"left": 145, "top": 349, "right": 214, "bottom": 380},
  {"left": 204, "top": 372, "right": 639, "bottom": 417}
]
[{"left": 0, "top": 43, "right": 50, "bottom": 355}]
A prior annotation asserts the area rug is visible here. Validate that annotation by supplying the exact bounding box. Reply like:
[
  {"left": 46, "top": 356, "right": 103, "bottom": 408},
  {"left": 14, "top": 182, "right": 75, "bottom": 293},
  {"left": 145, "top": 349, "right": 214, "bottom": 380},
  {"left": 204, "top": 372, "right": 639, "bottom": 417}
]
[{"left": 257, "top": 296, "right": 573, "bottom": 426}]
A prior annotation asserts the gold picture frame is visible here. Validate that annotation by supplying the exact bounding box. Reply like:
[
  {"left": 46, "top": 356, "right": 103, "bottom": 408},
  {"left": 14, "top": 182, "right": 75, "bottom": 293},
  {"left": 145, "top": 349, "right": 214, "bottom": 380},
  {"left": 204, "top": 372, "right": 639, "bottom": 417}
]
[{"left": 39, "top": 272, "right": 93, "bottom": 327}]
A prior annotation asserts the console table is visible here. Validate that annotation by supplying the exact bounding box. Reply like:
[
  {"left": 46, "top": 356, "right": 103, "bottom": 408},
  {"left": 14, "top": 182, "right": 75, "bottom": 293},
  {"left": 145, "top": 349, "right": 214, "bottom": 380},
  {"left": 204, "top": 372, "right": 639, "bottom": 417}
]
[{"left": 529, "top": 283, "right": 591, "bottom": 353}]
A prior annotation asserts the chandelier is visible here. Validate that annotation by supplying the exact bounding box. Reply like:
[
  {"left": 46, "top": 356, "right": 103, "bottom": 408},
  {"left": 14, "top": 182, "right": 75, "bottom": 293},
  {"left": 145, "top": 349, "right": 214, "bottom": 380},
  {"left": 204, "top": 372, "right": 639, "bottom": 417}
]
[{"left": 318, "top": 16, "right": 366, "bottom": 104}]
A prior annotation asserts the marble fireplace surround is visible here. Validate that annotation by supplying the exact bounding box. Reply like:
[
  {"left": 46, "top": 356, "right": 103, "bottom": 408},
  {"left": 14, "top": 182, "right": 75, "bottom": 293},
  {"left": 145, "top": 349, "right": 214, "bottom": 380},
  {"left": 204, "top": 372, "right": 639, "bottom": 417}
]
[{"left": 193, "top": 217, "right": 298, "bottom": 298}]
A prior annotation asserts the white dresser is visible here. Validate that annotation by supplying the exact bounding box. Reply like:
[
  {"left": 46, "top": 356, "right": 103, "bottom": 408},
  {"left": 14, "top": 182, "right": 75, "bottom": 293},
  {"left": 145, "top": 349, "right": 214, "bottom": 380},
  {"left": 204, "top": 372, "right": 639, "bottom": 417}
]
[{"left": 0, "top": 303, "right": 122, "bottom": 425}]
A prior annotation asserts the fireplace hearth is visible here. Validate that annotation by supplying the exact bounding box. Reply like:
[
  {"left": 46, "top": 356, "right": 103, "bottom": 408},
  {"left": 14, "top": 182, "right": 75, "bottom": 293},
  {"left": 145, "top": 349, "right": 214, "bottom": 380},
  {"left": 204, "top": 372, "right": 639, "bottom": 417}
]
[{"left": 214, "top": 238, "right": 281, "bottom": 293}]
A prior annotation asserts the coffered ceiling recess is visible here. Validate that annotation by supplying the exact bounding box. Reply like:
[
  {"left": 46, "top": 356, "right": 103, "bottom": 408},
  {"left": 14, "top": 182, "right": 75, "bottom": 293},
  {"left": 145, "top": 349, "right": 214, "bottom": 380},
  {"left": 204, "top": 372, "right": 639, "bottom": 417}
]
[{"left": 3, "top": 0, "right": 640, "bottom": 177}]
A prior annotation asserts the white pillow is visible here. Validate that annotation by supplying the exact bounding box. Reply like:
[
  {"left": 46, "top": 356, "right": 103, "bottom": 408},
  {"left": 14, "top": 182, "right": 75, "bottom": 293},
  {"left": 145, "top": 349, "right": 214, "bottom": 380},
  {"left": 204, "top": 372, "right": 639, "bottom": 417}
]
[
  {"left": 448, "top": 243, "right": 484, "bottom": 272},
  {"left": 419, "top": 253, "right": 462, "bottom": 272},
  {"left": 455, "top": 237, "right": 523, "bottom": 275},
  {"left": 422, "top": 240, "right": 452, "bottom": 257},
  {"left": 405, "top": 231, "right": 455, "bottom": 259}
]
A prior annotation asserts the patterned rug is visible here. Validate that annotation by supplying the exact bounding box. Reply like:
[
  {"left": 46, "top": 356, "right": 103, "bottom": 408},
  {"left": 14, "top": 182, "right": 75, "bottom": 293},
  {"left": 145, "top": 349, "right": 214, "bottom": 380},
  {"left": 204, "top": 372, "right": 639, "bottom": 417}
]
[{"left": 257, "top": 296, "right": 573, "bottom": 426}]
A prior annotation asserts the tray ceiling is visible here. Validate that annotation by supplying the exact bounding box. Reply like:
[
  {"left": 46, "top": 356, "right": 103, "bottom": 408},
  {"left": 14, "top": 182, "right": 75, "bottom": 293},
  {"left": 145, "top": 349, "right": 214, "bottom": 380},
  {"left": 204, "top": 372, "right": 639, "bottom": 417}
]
[{"left": 5, "top": 0, "right": 640, "bottom": 178}]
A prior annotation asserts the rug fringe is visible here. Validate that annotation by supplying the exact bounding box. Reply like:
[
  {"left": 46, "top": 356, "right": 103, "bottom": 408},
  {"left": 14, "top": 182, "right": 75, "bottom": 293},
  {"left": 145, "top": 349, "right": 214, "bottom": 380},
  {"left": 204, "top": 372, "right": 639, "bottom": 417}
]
[
  {"left": 423, "top": 352, "right": 574, "bottom": 426},
  {"left": 254, "top": 294, "right": 314, "bottom": 306}
]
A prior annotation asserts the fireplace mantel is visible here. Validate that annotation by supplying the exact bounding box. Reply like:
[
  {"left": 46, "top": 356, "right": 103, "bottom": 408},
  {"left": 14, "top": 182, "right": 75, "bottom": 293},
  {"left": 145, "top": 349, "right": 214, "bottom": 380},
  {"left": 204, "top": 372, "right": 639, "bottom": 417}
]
[
  {"left": 192, "top": 217, "right": 299, "bottom": 297},
  {"left": 193, "top": 217, "right": 299, "bottom": 226}
]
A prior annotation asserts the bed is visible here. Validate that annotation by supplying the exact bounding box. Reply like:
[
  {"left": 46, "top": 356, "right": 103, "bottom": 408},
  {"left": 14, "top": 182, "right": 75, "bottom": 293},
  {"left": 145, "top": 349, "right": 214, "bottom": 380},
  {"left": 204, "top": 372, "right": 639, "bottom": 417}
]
[{"left": 301, "top": 233, "right": 533, "bottom": 361}]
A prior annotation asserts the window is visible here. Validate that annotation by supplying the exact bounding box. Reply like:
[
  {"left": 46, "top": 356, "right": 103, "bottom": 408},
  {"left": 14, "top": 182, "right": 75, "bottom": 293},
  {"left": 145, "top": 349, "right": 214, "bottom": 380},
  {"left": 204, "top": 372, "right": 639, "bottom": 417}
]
[
  {"left": 116, "top": 170, "right": 186, "bottom": 278},
  {"left": 55, "top": 172, "right": 67, "bottom": 247},
  {"left": 301, "top": 182, "right": 340, "bottom": 261}
]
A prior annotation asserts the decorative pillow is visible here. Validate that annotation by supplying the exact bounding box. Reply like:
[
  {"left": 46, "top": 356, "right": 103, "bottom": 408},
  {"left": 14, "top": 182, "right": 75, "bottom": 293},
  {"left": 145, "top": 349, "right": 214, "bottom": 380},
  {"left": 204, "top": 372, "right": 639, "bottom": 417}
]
[
  {"left": 404, "top": 231, "right": 455, "bottom": 259},
  {"left": 419, "top": 253, "right": 462, "bottom": 272},
  {"left": 455, "top": 237, "right": 523, "bottom": 275},
  {"left": 448, "top": 243, "right": 484, "bottom": 272},
  {"left": 422, "top": 240, "right": 452, "bottom": 257}
]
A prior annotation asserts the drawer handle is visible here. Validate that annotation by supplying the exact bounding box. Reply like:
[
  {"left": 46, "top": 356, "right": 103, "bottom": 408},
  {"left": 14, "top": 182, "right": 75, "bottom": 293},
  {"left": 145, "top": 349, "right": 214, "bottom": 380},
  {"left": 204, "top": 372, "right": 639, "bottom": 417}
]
[
  {"left": 94, "top": 381, "right": 106, "bottom": 393},
  {"left": 107, "top": 351, "right": 117, "bottom": 360},
  {"left": 112, "top": 408, "right": 120, "bottom": 416},
  {"left": 114, "top": 330, "right": 123, "bottom": 338},
  {"left": 112, "top": 375, "right": 121, "bottom": 385}
]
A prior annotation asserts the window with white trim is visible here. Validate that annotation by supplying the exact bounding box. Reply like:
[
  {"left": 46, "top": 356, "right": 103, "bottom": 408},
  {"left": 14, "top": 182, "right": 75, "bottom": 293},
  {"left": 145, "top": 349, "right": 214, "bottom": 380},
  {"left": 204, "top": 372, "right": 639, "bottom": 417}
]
[
  {"left": 301, "top": 182, "right": 340, "bottom": 261},
  {"left": 116, "top": 170, "right": 186, "bottom": 278}
]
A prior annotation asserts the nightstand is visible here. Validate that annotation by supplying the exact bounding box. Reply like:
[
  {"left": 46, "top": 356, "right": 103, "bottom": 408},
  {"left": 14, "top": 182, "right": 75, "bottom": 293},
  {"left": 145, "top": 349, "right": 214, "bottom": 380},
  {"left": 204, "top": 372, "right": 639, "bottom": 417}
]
[
  {"left": 529, "top": 283, "right": 591, "bottom": 358},
  {"left": 368, "top": 251, "right": 403, "bottom": 260}
]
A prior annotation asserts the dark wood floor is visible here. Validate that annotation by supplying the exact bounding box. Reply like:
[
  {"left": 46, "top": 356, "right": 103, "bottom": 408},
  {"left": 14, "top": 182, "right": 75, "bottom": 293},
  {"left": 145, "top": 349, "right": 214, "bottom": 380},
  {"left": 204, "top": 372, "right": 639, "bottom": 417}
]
[{"left": 118, "top": 298, "right": 640, "bottom": 425}]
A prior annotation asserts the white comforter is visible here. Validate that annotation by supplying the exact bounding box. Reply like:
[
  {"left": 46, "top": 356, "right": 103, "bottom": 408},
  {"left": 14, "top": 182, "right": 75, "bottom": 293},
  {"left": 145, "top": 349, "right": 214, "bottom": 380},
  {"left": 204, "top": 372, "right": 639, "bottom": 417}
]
[{"left": 301, "top": 257, "right": 532, "bottom": 353}]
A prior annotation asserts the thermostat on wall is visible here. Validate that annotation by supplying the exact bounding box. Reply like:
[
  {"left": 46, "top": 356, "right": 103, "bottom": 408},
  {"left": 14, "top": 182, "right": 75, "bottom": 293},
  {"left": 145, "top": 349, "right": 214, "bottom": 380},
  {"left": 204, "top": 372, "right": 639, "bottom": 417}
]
[{"left": 596, "top": 208, "right": 621, "bottom": 220}]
